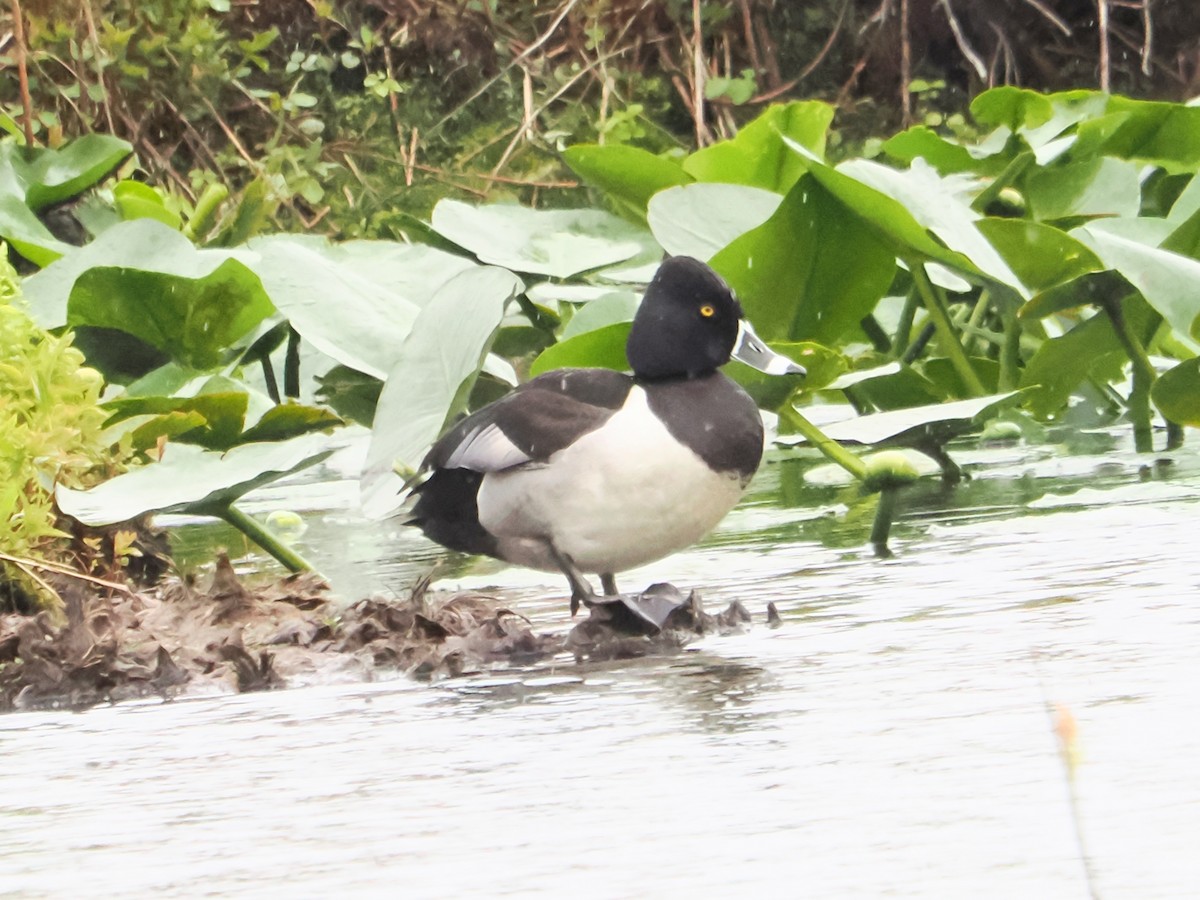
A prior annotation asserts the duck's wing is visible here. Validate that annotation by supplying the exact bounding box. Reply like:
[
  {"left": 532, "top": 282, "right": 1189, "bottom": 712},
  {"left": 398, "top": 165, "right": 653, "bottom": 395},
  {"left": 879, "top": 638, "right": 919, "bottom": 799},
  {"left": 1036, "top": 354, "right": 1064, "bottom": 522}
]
[{"left": 427, "top": 368, "right": 633, "bottom": 473}]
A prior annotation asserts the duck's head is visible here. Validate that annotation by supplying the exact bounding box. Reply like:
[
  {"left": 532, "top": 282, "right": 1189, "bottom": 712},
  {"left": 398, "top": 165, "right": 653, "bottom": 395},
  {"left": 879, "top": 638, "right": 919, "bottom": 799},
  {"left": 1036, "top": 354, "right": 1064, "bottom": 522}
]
[{"left": 626, "top": 256, "right": 806, "bottom": 380}]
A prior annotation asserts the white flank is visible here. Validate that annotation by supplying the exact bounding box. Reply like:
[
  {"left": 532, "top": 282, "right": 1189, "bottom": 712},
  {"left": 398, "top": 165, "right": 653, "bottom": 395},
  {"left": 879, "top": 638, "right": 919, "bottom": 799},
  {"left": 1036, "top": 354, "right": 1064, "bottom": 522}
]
[{"left": 475, "top": 386, "right": 747, "bottom": 574}]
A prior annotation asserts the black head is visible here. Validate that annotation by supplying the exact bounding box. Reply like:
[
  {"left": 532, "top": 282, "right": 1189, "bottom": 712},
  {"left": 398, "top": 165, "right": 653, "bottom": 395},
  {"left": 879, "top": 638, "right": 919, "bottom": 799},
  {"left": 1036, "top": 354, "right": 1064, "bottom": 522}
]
[{"left": 625, "top": 256, "right": 744, "bottom": 380}]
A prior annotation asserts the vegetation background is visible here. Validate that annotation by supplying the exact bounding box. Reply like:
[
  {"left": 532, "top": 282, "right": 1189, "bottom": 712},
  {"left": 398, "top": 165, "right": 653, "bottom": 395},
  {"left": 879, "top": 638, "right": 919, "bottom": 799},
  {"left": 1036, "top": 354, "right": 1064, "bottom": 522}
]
[{"left": 5, "top": 0, "right": 1196, "bottom": 236}]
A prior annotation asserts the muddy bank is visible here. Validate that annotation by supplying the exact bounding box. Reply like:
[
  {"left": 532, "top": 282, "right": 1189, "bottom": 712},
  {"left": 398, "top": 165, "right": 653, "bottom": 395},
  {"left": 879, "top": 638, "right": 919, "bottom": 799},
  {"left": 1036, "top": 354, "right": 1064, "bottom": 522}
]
[{"left": 0, "top": 554, "right": 762, "bottom": 712}]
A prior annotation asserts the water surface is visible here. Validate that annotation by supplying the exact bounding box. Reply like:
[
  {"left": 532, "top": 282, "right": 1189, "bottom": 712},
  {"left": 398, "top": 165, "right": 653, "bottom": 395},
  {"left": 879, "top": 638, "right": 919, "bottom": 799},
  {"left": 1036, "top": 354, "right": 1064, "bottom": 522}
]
[{"left": 3, "top": 435, "right": 1199, "bottom": 897}]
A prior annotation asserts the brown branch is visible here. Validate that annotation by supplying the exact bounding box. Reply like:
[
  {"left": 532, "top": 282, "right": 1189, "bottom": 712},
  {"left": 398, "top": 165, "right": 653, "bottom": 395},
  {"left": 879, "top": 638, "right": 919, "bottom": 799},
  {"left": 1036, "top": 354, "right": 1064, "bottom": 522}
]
[
  {"left": 11, "top": 0, "right": 35, "bottom": 145},
  {"left": 691, "top": 0, "right": 708, "bottom": 148},
  {"left": 1141, "top": 0, "right": 1153, "bottom": 77},
  {"left": 737, "top": 0, "right": 763, "bottom": 85},
  {"left": 1097, "top": 0, "right": 1111, "bottom": 91}
]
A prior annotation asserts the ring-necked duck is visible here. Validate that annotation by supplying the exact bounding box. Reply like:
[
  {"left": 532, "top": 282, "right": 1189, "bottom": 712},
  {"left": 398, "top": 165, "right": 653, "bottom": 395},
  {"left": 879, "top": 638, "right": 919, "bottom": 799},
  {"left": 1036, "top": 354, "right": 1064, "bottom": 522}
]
[{"left": 409, "top": 256, "right": 804, "bottom": 613}]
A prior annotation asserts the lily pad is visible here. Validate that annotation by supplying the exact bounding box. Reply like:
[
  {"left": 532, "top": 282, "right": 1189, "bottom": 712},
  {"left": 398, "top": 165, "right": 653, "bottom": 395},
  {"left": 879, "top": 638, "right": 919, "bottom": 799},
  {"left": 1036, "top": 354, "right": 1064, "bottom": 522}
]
[
  {"left": 56, "top": 432, "right": 335, "bottom": 525},
  {"left": 360, "top": 266, "right": 523, "bottom": 519},
  {"left": 710, "top": 174, "right": 897, "bottom": 344},
  {"left": 647, "top": 183, "right": 782, "bottom": 259},
  {"left": 780, "top": 391, "right": 1022, "bottom": 447},
  {"left": 242, "top": 234, "right": 440, "bottom": 379},
  {"left": 429, "top": 200, "right": 654, "bottom": 278}
]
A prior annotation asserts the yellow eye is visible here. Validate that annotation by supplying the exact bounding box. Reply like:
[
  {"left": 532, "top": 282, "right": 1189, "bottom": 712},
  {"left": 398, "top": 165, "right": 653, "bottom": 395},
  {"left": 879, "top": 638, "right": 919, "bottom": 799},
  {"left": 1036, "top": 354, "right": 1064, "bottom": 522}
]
[{"left": 699, "top": 304, "right": 715, "bottom": 318}]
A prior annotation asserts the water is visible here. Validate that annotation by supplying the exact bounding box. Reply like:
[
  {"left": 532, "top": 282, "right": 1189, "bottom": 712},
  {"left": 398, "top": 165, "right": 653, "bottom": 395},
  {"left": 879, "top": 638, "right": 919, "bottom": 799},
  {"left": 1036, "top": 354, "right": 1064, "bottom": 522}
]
[{"left": 3, "top": 433, "right": 1200, "bottom": 898}]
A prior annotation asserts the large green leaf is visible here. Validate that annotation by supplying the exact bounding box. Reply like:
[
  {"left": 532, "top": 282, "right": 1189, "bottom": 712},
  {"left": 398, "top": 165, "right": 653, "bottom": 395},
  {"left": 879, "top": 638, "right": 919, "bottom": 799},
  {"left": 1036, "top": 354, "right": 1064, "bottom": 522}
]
[
  {"left": 561, "top": 144, "right": 691, "bottom": 216},
  {"left": 1074, "top": 223, "right": 1200, "bottom": 341},
  {"left": 560, "top": 291, "right": 638, "bottom": 339},
  {"left": 1025, "top": 157, "right": 1141, "bottom": 221},
  {"left": 429, "top": 200, "right": 654, "bottom": 278},
  {"left": 55, "top": 433, "right": 335, "bottom": 525},
  {"left": 0, "top": 135, "right": 132, "bottom": 266},
  {"left": 66, "top": 258, "right": 274, "bottom": 370},
  {"left": 243, "top": 235, "right": 446, "bottom": 379},
  {"left": 779, "top": 392, "right": 1021, "bottom": 447},
  {"left": 3, "top": 135, "right": 132, "bottom": 210},
  {"left": 529, "top": 321, "right": 631, "bottom": 377},
  {"left": 647, "top": 183, "right": 782, "bottom": 260},
  {"left": 1095, "top": 97, "right": 1200, "bottom": 173},
  {"left": 790, "top": 146, "right": 982, "bottom": 279},
  {"left": 709, "top": 174, "right": 896, "bottom": 344},
  {"left": 360, "top": 266, "right": 523, "bottom": 519},
  {"left": 836, "top": 158, "right": 1023, "bottom": 293},
  {"left": 683, "top": 101, "right": 834, "bottom": 192},
  {"left": 882, "top": 126, "right": 1003, "bottom": 175},
  {"left": 1019, "top": 295, "right": 1155, "bottom": 417},
  {"left": 21, "top": 219, "right": 246, "bottom": 328},
  {"left": 977, "top": 218, "right": 1102, "bottom": 293}
]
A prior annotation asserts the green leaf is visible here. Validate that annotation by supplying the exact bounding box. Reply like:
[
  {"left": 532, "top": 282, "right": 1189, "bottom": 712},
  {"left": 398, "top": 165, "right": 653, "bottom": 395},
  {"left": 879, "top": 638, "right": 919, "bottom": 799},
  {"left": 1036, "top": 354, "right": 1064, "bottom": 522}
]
[
  {"left": 1074, "top": 223, "right": 1200, "bottom": 341},
  {"left": 795, "top": 151, "right": 982, "bottom": 279},
  {"left": 977, "top": 218, "right": 1102, "bottom": 293},
  {"left": 67, "top": 258, "right": 274, "bottom": 370},
  {"left": 238, "top": 401, "right": 343, "bottom": 444},
  {"left": 970, "top": 87, "right": 1055, "bottom": 131},
  {"left": 244, "top": 235, "right": 464, "bottom": 379},
  {"left": 561, "top": 144, "right": 691, "bottom": 218},
  {"left": 102, "top": 391, "right": 250, "bottom": 450},
  {"left": 782, "top": 392, "right": 1021, "bottom": 447},
  {"left": 112, "top": 179, "right": 182, "bottom": 228},
  {"left": 21, "top": 218, "right": 247, "bottom": 328},
  {"left": 1019, "top": 270, "right": 1132, "bottom": 320},
  {"left": 683, "top": 101, "right": 834, "bottom": 192},
  {"left": 835, "top": 158, "right": 1023, "bottom": 293},
  {"left": 2, "top": 134, "right": 132, "bottom": 210},
  {"left": 882, "top": 126, "right": 992, "bottom": 174},
  {"left": 55, "top": 433, "right": 335, "bottom": 525},
  {"left": 1096, "top": 96, "right": 1200, "bottom": 173},
  {"left": 560, "top": 290, "right": 638, "bottom": 339},
  {"left": 429, "top": 200, "right": 655, "bottom": 278},
  {"left": 1025, "top": 157, "right": 1141, "bottom": 221},
  {"left": 360, "top": 266, "right": 522, "bottom": 518},
  {"left": 1020, "top": 294, "right": 1155, "bottom": 417},
  {"left": 1152, "top": 358, "right": 1200, "bottom": 425},
  {"left": 647, "top": 183, "right": 781, "bottom": 260},
  {"left": 529, "top": 321, "right": 631, "bottom": 377},
  {"left": 710, "top": 174, "right": 896, "bottom": 344}
]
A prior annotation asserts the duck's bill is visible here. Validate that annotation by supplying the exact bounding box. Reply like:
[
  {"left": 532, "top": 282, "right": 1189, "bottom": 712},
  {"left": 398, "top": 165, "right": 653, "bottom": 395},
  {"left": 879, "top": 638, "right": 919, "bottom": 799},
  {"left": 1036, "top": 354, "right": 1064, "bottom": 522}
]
[{"left": 732, "top": 320, "right": 806, "bottom": 376}]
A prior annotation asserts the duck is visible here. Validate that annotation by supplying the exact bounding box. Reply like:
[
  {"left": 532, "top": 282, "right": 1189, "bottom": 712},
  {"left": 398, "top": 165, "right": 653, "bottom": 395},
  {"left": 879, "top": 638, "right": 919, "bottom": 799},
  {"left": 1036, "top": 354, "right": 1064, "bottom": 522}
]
[{"left": 408, "top": 255, "right": 804, "bottom": 614}]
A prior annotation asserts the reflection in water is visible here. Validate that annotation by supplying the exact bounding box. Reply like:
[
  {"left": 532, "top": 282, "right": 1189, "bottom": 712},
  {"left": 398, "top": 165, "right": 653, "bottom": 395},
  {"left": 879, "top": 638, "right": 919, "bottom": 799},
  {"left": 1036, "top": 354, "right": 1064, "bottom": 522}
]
[{"left": 4, "top": 431, "right": 1200, "bottom": 897}]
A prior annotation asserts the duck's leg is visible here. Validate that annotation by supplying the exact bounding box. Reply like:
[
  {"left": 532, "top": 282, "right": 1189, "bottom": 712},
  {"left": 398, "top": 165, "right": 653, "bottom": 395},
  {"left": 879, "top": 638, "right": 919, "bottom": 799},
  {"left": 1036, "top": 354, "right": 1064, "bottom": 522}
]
[
  {"left": 600, "top": 573, "right": 619, "bottom": 596},
  {"left": 548, "top": 545, "right": 600, "bottom": 616}
]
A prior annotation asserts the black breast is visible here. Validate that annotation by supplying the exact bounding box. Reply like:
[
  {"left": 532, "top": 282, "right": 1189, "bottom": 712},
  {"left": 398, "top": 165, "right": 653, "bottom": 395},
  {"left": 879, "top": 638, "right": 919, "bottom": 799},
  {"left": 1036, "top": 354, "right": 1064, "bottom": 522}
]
[{"left": 642, "top": 373, "right": 764, "bottom": 480}]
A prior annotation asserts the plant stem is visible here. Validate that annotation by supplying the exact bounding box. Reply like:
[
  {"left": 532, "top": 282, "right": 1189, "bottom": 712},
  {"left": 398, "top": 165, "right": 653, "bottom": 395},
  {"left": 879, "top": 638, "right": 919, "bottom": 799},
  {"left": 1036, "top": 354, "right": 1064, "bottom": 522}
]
[
  {"left": 779, "top": 405, "right": 869, "bottom": 482},
  {"left": 860, "top": 313, "right": 892, "bottom": 353},
  {"left": 870, "top": 487, "right": 900, "bottom": 557},
  {"left": 215, "top": 504, "right": 317, "bottom": 573},
  {"left": 998, "top": 307, "right": 1022, "bottom": 392},
  {"left": 910, "top": 262, "right": 987, "bottom": 396},
  {"left": 1102, "top": 298, "right": 1155, "bottom": 452},
  {"left": 284, "top": 326, "right": 301, "bottom": 399},
  {"left": 892, "top": 287, "right": 919, "bottom": 359}
]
